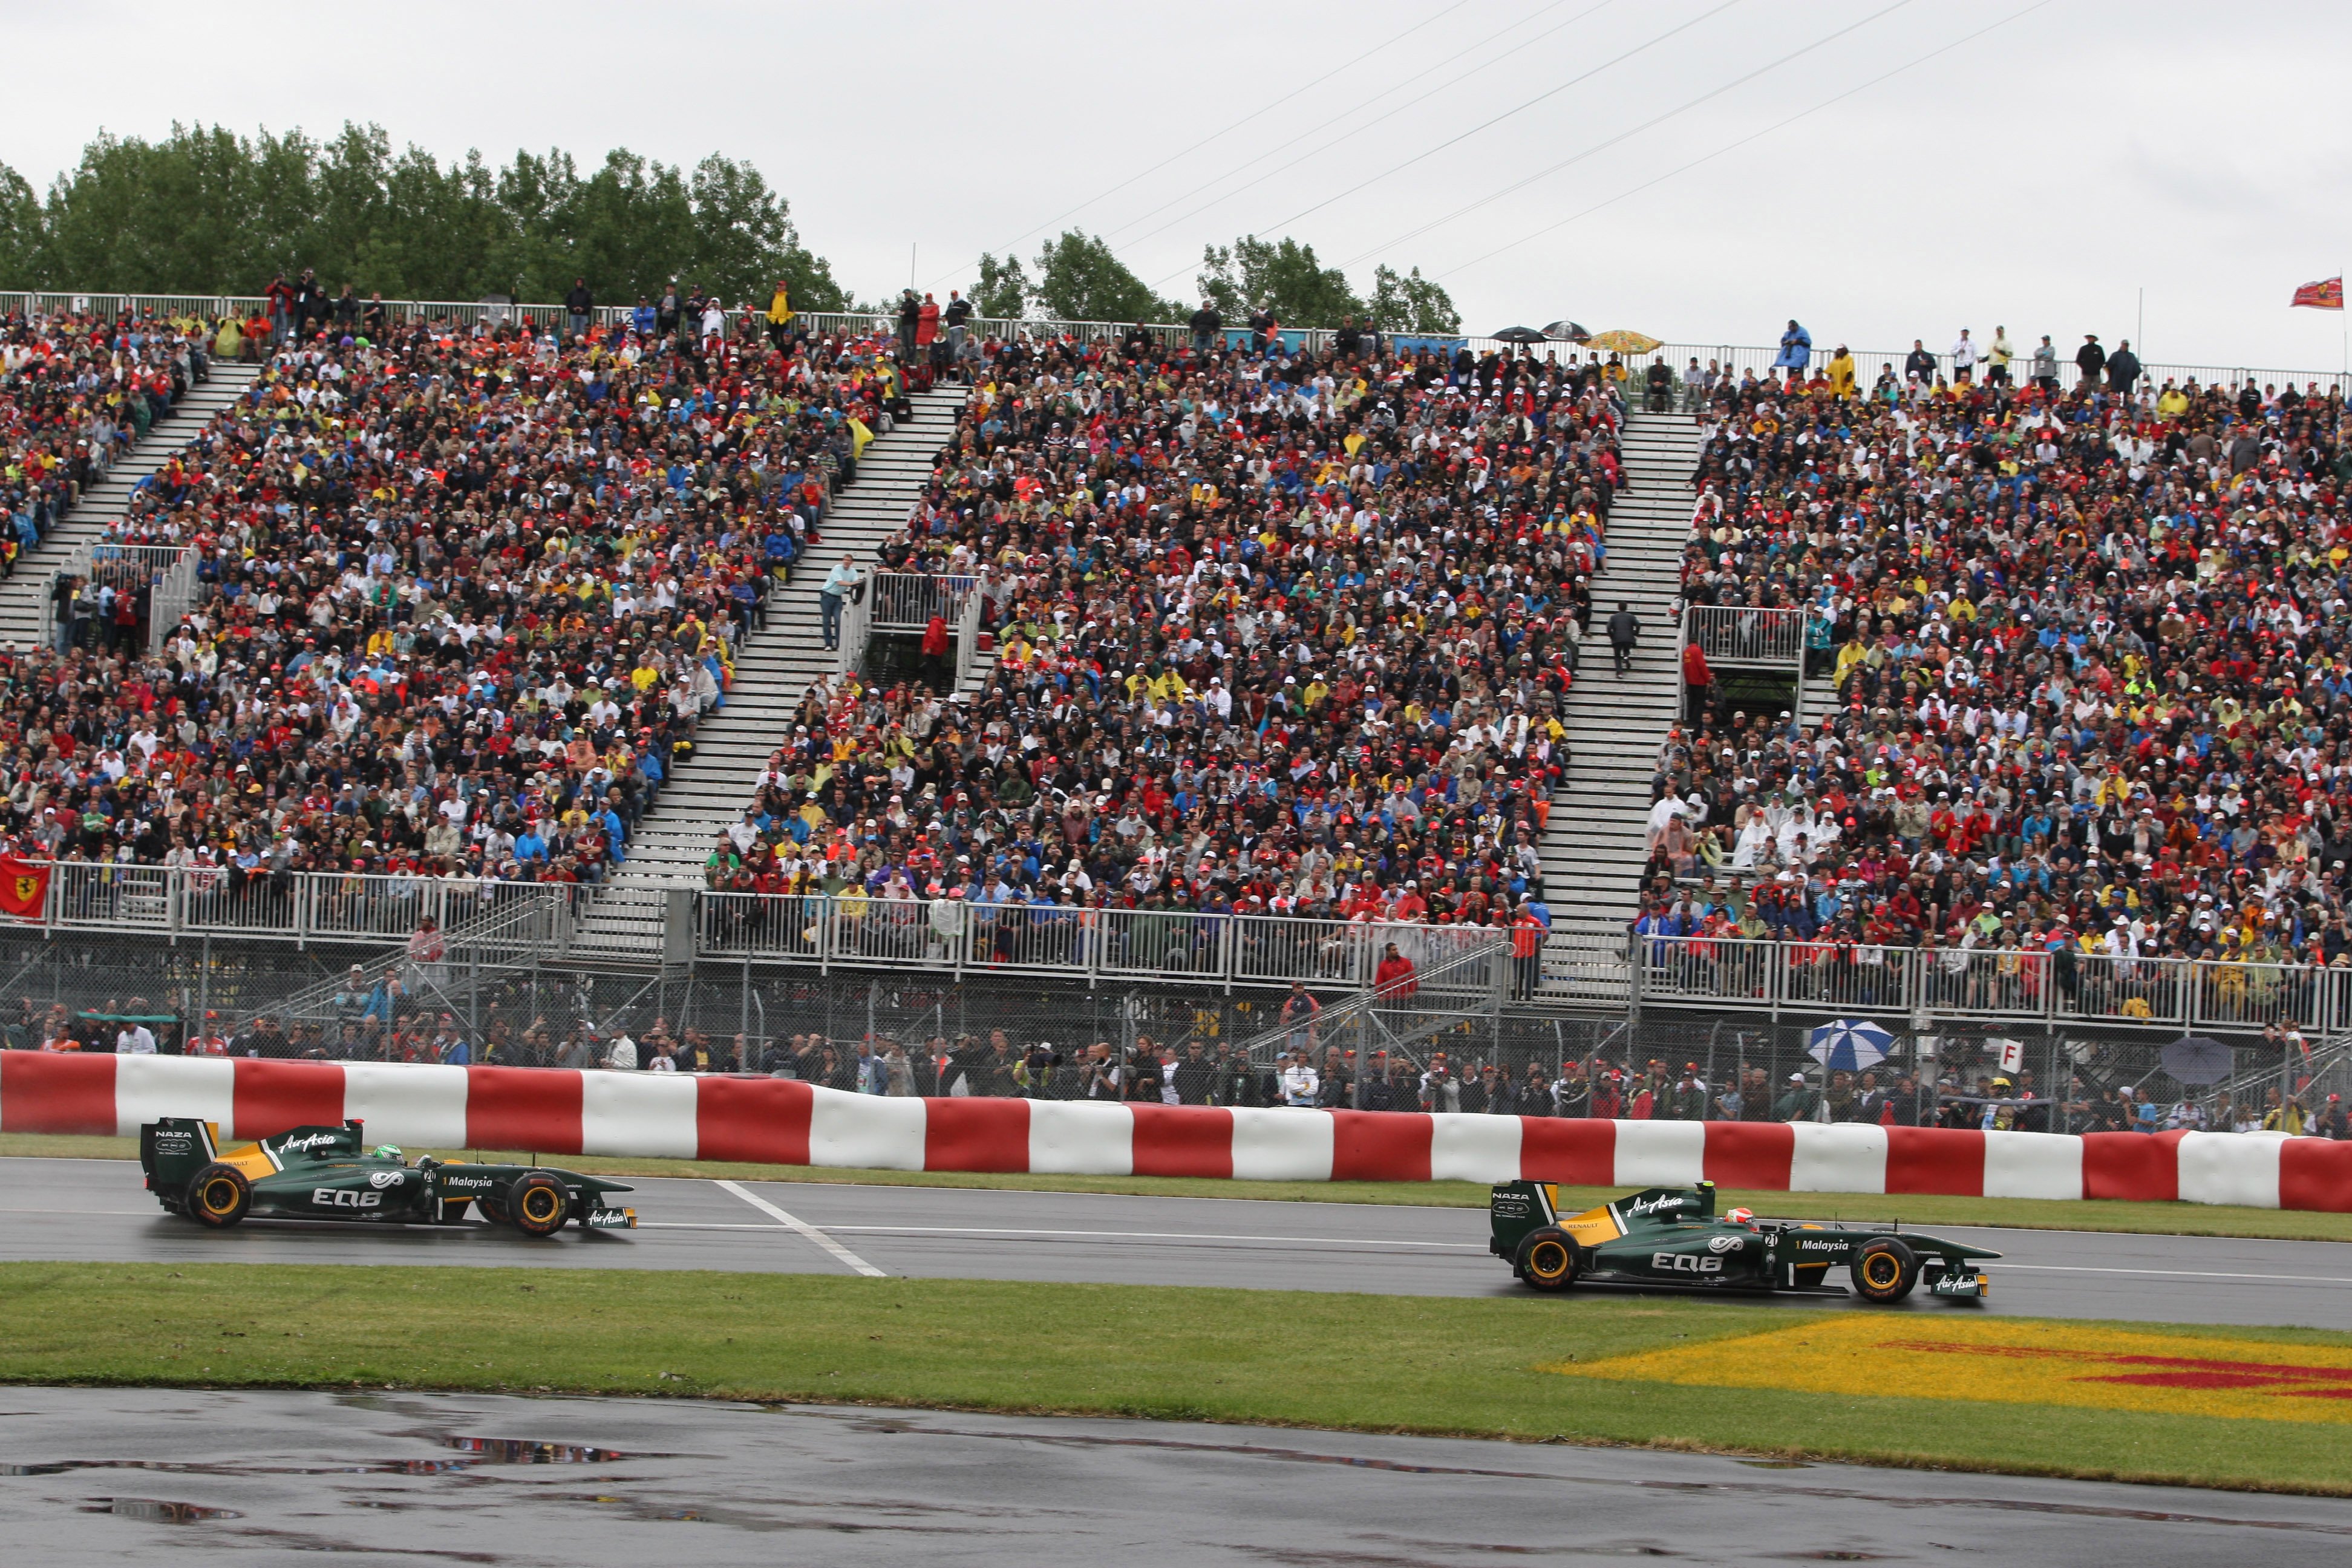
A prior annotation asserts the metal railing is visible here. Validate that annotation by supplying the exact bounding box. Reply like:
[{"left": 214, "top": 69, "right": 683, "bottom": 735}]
[
  {"left": 1685, "top": 604, "right": 1806, "bottom": 666},
  {"left": 695, "top": 890, "right": 1508, "bottom": 995},
  {"left": 954, "top": 577, "right": 985, "bottom": 688},
  {"left": 38, "top": 540, "right": 190, "bottom": 652},
  {"left": 24, "top": 862, "right": 578, "bottom": 950},
  {"left": 21, "top": 290, "right": 2350, "bottom": 396},
  {"left": 1632, "top": 933, "right": 2352, "bottom": 1036},
  {"left": 866, "top": 570, "right": 973, "bottom": 631},
  {"left": 834, "top": 576, "right": 872, "bottom": 676}
]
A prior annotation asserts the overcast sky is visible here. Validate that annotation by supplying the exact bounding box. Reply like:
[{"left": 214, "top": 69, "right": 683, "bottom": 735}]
[{"left": 8, "top": 0, "right": 2350, "bottom": 374}]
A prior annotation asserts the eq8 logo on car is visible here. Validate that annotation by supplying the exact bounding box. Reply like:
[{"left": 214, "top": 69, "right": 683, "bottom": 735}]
[
  {"left": 1652, "top": 1252, "right": 1723, "bottom": 1273},
  {"left": 313, "top": 1188, "right": 383, "bottom": 1208}
]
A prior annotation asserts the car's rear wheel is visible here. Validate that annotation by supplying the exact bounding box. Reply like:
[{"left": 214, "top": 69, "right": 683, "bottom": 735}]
[
  {"left": 188, "top": 1163, "right": 251, "bottom": 1228},
  {"left": 509, "top": 1173, "right": 570, "bottom": 1237},
  {"left": 1515, "top": 1227, "right": 1581, "bottom": 1293},
  {"left": 1851, "top": 1237, "right": 1919, "bottom": 1303}
]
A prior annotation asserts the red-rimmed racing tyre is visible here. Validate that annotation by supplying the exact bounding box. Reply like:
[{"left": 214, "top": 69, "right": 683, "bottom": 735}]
[{"left": 1515, "top": 1226, "right": 1583, "bottom": 1293}]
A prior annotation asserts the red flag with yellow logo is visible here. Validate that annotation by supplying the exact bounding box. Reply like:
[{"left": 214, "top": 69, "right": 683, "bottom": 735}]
[
  {"left": 2291, "top": 276, "right": 2344, "bottom": 310},
  {"left": 0, "top": 855, "right": 50, "bottom": 920}
]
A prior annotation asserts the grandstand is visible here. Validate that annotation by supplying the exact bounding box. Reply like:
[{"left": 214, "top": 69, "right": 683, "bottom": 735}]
[{"left": 3, "top": 287, "right": 2350, "bottom": 1074}]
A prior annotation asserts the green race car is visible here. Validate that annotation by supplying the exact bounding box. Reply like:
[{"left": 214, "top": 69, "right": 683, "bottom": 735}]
[
  {"left": 1490, "top": 1180, "right": 1997, "bottom": 1302},
  {"left": 139, "top": 1118, "right": 636, "bottom": 1236}
]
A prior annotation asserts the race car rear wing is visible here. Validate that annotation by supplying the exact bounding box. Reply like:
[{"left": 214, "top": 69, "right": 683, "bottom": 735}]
[{"left": 140, "top": 1117, "right": 368, "bottom": 1195}]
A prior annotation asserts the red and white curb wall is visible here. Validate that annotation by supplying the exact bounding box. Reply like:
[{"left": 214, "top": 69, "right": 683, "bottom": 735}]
[{"left": 5, "top": 1051, "right": 2346, "bottom": 1211}]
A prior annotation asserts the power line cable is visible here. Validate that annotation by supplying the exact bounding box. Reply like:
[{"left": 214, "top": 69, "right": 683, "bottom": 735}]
[
  {"left": 925, "top": 0, "right": 1481, "bottom": 290},
  {"left": 1103, "top": 0, "right": 1610, "bottom": 254},
  {"left": 1421, "top": 0, "right": 2051, "bottom": 284},
  {"left": 1148, "top": 0, "right": 1745, "bottom": 289},
  {"left": 1339, "top": 0, "right": 1916, "bottom": 270}
]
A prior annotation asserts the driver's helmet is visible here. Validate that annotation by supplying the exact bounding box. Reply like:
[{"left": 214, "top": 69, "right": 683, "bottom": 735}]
[
  {"left": 369, "top": 1145, "right": 405, "bottom": 1164},
  {"left": 1725, "top": 1206, "right": 1756, "bottom": 1227}
]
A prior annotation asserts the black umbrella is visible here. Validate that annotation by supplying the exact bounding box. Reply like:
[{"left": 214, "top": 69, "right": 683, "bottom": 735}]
[
  {"left": 1491, "top": 325, "right": 1549, "bottom": 345},
  {"left": 2161, "top": 1036, "right": 2233, "bottom": 1086},
  {"left": 1543, "top": 319, "right": 1591, "bottom": 344}
]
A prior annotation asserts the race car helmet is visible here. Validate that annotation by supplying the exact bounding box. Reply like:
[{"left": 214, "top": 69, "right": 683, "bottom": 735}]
[
  {"left": 370, "top": 1145, "right": 405, "bottom": 1163},
  {"left": 1725, "top": 1207, "right": 1756, "bottom": 1226}
]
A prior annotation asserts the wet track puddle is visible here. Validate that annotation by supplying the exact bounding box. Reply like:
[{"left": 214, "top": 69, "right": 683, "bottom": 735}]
[
  {"left": 80, "top": 1497, "right": 241, "bottom": 1523},
  {"left": 3, "top": 1434, "right": 632, "bottom": 1478}
]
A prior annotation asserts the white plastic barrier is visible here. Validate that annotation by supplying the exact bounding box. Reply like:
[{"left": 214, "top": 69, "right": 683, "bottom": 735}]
[
  {"left": 1984, "top": 1129, "right": 2083, "bottom": 1200},
  {"left": 1789, "top": 1123, "right": 1890, "bottom": 1194},
  {"left": 113, "top": 1054, "right": 234, "bottom": 1138},
  {"left": 1030, "top": 1099, "right": 1135, "bottom": 1176},
  {"left": 1431, "top": 1114, "right": 1523, "bottom": 1183},
  {"left": 341, "top": 1061, "right": 470, "bottom": 1148},
  {"left": 1613, "top": 1119, "right": 1706, "bottom": 1187},
  {"left": 581, "top": 1070, "right": 699, "bottom": 1160},
  {"left": 1229, "top": 1106, "right": 1336, "bottom": 1181},
  {"left": 807, "top": 1091, "right": 927, "bottom": 1171},
  {"left": 2177, "top": 1131, "right": 2284, "bottom": 1209}
]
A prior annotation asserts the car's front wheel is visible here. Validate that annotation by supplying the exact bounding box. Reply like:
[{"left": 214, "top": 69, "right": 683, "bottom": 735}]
[
  {"left": 1515, "top": 1227, "right": 1582, "bottom": 1293},
  {"left": 1851, "top": 1237, "right": 1919, "bottom": 1303},
  {"left": 509, "top": 1173, "right": 570, "bottom": 1237},
  {"left": 187, "top": 1163, "right": 251, "bottom": 1228}
]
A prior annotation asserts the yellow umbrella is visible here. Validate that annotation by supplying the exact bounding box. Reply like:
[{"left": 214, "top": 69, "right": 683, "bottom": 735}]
[{"left": 1586, "top": 330, "right": 1662, "bottom": 355}]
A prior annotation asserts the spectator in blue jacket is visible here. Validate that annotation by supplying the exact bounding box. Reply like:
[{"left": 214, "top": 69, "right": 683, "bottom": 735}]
[{"left": 1773, "top": 319, "right": 1811, "bottom": 373}]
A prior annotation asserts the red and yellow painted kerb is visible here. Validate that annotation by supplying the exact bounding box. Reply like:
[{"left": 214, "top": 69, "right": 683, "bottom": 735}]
[{"left": 1550, "top": 1319, "right": 2352, "bottom": 1423}]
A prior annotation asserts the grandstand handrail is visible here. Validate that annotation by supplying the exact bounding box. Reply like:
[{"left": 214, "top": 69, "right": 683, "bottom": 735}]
[
  {"left": 25, "top": 861, "right": 578, "bottom": 951},
  {"left": 1685, "top": 604, "right": 1806, "bottom": 666},
  {"left": 1226, "top": 932, "right": 1508, "bottom": 1065},
  {"left": 15, "top": 290, "right": 2348, "bottom": 393},
  {"left": 867, "top": 570, "right": 973, "bottom": 632},
  {"left": 1632, "top": 930, "right": 2347, "bottom": 1038},
  {"left": 696, "top": 889, "right": 1509, "bottom": 995}
]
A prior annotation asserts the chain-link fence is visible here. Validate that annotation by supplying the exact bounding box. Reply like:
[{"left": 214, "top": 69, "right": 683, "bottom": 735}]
[{"left": 4, "top": 930, "right": 2344, "bottom": 1137}]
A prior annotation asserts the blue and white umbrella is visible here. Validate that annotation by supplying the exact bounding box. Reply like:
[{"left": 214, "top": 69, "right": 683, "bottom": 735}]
[{"left": 1806, "top": 1018, "right": 1893, "bottom": 1073}]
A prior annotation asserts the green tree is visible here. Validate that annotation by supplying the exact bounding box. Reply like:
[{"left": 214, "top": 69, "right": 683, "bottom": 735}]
[
  {"left": 1030, "top": 229, "right": 1172, "bottom": 324},
  {"left": 1368, "top": 263, "right": 1461, "bottom": 335},
  {"left": 1197, "top": 235, "right": 1362, "bottom": 329},
  {"left": 973, "top": 250, "right": 1030, "bottom": 319},
  {"left": 0, "top": 122, "right": 845, "bottom": 312}
]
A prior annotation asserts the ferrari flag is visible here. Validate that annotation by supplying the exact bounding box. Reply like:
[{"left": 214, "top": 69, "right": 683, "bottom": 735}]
[
  {"left": 0, "top": 854, "right": 48, "bottom": 919},
  {"left": 2291, "top": 276, "right": 2344, "bottom": 310}
]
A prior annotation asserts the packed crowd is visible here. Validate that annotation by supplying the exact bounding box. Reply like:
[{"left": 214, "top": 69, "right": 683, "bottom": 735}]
[
  {"left": 1644, "top": 339, "right": 2352, "bottom": 1015},
  {"left": 1, "top": 307, "right": 207, "bottom": 578},
  {"left": 0, "top": 292, "right": 915, "bottom": 904},
  {"left": 710, "top": 332, "right": 1622, "bottom": 948}
]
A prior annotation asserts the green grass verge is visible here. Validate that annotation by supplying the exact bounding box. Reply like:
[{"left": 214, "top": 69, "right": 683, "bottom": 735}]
[
  {"left": 2, "top": 1263, "right": 2348, "bottom": 1494},
  {"left": 9, "top": 1132, "right": 2351, "bottom": 1242}
]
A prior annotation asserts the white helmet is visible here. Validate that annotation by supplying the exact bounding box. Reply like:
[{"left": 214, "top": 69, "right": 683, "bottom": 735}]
[{"left": 1725, "top": 1207, "right": 1756, "bottom": 1227}]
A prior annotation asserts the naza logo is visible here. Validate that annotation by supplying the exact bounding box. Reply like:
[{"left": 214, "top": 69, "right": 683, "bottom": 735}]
[{"left": 368, "top": 1170, "right": 403, "bottom": 1189}]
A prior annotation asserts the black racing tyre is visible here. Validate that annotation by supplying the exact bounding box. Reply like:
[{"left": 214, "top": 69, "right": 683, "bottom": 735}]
[
  {"left": 1851, "top": 1236, "right": 1919, "bottom": 1303},
  {"left": 509, "top": 1173, "right": 570, "bottom": 1237},
  {"left": 479, "top": 1196, "right": 509, "bottom": 1226},
  {"left": 1514, "top": 1227, "right": 1582, "bottom": 1293},
  {"left": 188, "top": 1163, "right": 251, "bottom": 1228}
]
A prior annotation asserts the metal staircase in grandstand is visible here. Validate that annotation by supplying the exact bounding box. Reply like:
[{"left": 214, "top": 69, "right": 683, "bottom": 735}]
[
  {"left": 568, "top": 385, "right": 988, "bottom": 959},
  {"left": 0, "top": 361, "right": 263, "bottom": 651},
  {"left": 1534, "top": 406, "right": 1702, "bottom": 1001}
]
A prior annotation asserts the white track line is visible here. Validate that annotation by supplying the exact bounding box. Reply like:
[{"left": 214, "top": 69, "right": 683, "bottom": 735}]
[{"left": 713, "top": 1180, "right": 886, "bottom": 1277}]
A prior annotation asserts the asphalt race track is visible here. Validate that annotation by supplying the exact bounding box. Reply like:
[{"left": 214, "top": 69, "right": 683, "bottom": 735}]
[
  {"left": 4, "top": 1387, "right": 2351, "bottom": 1567},
  {"left": 5, "top": 1155, "right": 2352, "bottom": 1328}
]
